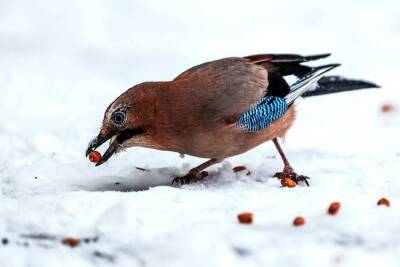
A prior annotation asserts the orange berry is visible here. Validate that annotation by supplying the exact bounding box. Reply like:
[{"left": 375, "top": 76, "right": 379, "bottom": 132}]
[
  {"left": 237, "top": 212, "right": 253, "bottom": 224},
  {"left": 293, "top": 216, "right": 305, "bottom": 226},
  {"left": 381, "top": 103, "right": 396, "bottom": 113},
  {"left": 281, "top": 178, "right": 296, "bottom": 188},
  {"left": 232, "top": 166, "right": 247, "bottom": 173},
  {"left": 328, "top": 202, "right": 341, "bottom": 215},
  {"left": 88, "top": 151, "right": 101, "bottom": 163},
  {"left": 62, "top": 238, "right": 80, "bottom": 247},
  {"left": 377, "top": 198, "right": 390, "bottom": 207}
]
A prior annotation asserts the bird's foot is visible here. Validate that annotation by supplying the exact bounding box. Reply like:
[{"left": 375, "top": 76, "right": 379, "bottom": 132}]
[
  {"left": 171, "top": 170, "right": 209, "bottom": 185},
  {"left": 274, "top": 166, "right": 310, "bottom": 186}
]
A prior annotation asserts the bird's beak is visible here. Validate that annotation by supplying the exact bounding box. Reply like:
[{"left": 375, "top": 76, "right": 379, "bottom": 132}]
[{"left": 86, "top": 133, "right": 119, "bottom": 166}]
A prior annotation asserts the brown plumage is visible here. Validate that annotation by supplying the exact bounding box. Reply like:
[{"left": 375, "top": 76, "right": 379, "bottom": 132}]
[{"left": 86, "top": 53, "right": 378, "bottom": 185}]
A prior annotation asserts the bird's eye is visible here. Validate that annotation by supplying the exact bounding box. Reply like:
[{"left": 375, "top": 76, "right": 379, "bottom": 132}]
[{"left": 111, "top": 111, "right": 127, "bottom": 125}]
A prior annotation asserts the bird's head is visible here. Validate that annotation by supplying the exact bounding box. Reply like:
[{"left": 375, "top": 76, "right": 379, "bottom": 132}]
[{"left": 86, "top": 82, "right": 160, "bottom": 166}]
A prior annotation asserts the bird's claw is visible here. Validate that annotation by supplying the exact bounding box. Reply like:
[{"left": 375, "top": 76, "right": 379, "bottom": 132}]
[
  {"left": 274, "top": 170, "right": 310, "bottom": 186},
  {"left": 172, "top": 171, "right": 208, "bottom": 185}
]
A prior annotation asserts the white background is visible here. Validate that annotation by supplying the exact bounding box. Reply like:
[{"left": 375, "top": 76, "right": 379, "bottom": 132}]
[{"left": 0, "top": 1, "right": 399, "bottom": 266}]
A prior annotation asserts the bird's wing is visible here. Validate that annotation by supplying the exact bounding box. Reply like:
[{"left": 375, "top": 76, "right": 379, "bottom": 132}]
[
  {"left": 170, "top": 54, "right": 335, "bottom": 131},
  {"left": 243, "top": 53, "right": 332, "bottom": 97},
  {"left": 171, "top": 57, "right": 269, "bottom": 125},
  {"left": 236, "top": 53, "right": 338, "bottom": 132}
]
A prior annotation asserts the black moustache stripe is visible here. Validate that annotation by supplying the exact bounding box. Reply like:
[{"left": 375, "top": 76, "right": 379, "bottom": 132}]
[{"left": 117, "top": 127, "right": 146, "bottom": 143}]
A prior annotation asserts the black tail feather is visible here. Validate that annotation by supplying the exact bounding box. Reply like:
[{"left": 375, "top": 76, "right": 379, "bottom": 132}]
[
  {"left": 250, "top": 52, "right": 379, "bottom": 99},
  {"left": 301, "top": 76, "right": 379, "bottom": 97},
  {"left": 268, "top": 53, "right": 331, "bottom": 63},
  {"left": 270, "top": 54, "right": 332, "bottom": 76},
  {"left": 303, "top": 53, "right": 331, "bottom": 62}
]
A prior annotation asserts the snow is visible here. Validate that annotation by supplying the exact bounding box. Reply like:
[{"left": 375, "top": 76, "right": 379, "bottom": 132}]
[{"left": 0, "top": 0, "right": 400, "bottom": 266}]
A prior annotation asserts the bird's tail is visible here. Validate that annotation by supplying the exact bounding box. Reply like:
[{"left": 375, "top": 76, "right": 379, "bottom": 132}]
[
  {"left": 284, "top": 64, "right": 379, "bottom": 105},
  {"left": 301, "top": 76, "right": 379, "bottom": 97}
]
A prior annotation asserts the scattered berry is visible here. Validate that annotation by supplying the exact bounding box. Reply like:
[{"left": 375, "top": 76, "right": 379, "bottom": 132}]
[
  {"left": 293, "top": 216, "right": 305, "bottom": 226},
  {"left": 233, "top": 166, "right": 247, "bottom": 173},
  {"left": 237, "top": 212, "right": 253, "bottom": 224},
  {"left": 1, "top": 238, "right": 9, "bottom": 245},
  {"left": 281, "top": 178, "right": 296, "bottom": 188},
  {"left": 377, "top": 198, "right": 390, "bottom": 207},
  {"left": 328, "top": 202, "right": 341, "bottom": 215},
  {"left": 88, "top": 151, "right": 101, "bottom": 163},
  {"left": 62, "top": 237, "right": 80, "bottom": 247},
  {"left": 381, "top": 103, "right": 396, "bottom": 113}
]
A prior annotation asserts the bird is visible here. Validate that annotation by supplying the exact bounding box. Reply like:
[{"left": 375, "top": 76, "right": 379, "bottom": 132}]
[{"left": 86, "top": 53, "right": 378, "bottom": 186}]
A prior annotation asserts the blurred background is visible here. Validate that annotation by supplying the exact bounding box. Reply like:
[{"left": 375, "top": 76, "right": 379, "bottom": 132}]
[
  {"left": 1, "top": 0, "right": 398, "bottom": 112},
  {"left": 1, "top": 0, "right": 399, "bottom": 157},
  {"left": 1, "top": 0, "right": 399, "bottom": 180},
  {"left": 0, "top": 1, "right": 399, "bottom": 266}
]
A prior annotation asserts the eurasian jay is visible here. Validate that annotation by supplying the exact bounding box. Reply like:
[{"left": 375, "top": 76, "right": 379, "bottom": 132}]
[{"left": 86, "top": 53, "right": 378, "bottom": 186}]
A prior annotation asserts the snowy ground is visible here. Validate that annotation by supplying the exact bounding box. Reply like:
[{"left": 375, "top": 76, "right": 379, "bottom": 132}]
[{"left": 1, "top": 1, "right": 400, "bottom": 266}]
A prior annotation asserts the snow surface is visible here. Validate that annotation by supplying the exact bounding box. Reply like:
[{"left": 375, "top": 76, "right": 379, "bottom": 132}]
[{"left": 0, "top": 1, "right": 399, "bottom": 266}]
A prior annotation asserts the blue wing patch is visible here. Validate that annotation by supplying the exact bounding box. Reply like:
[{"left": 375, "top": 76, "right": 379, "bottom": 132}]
[{"left": 236, "top": 96, "right": 288, "bottom": 132}]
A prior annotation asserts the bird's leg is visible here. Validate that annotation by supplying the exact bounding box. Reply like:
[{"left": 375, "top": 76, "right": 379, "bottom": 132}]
[
  {"left": 272, "top": 138, "right": 310, "bottom": 186},
  {"left": 172, "top": 158, "right": 221, "bottom": 185}
]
